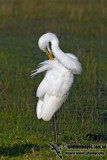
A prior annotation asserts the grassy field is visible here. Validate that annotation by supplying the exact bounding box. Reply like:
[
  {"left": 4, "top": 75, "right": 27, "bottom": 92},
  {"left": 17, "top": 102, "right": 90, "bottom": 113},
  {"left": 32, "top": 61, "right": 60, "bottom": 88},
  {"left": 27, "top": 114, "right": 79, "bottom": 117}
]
[{"left": 0, "top": 0, "right": 107, "bottom": 159}]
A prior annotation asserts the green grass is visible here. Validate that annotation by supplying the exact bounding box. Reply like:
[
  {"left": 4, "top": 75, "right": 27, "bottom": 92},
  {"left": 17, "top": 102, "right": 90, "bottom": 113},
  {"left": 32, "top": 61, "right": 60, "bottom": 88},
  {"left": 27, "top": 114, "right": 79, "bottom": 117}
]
[{"left": 0, "top": 0, "right": 107, "bottom": 159}]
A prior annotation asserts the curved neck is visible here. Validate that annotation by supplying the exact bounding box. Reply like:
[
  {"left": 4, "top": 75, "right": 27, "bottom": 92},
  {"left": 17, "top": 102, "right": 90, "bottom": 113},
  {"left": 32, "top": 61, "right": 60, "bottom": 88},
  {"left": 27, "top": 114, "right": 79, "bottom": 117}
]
[
  {"left": 52, "top": 44, "right": 82, "bottom": 75},
  {"left": 52, "top": 44, "right": 70, "bottom": 68},
  {"left": 52, "top": 45, "right": 64, "bottom": 58}
]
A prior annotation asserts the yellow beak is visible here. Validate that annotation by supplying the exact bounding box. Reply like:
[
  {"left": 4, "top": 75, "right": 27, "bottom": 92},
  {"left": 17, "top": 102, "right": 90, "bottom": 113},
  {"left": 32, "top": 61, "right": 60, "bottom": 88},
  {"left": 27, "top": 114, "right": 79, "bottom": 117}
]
[{"left": 45, "top": 49, "right": 54, "bottom": 61}]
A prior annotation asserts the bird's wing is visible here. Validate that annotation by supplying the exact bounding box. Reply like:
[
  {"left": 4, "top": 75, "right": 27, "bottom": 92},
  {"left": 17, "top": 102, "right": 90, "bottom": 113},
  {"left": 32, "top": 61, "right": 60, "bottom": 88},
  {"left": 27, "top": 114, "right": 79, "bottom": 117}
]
[
  {"left": 66, "top": 53, "right": 78, "bottom": 60},
  {"left": 36, "top": 61, "right": 66, "bottom": 98},
  {"left": 66, "top": 53, "right": 82, "bottom": 75},
  {"left": 46, "top": 69, "right": 65, "bottom": 96},
  {"left": 41, "top": 94, "right": 65, "bottom": 121},
  {"left": 36, "top": 73, "right": 50, "bottom": 98}
]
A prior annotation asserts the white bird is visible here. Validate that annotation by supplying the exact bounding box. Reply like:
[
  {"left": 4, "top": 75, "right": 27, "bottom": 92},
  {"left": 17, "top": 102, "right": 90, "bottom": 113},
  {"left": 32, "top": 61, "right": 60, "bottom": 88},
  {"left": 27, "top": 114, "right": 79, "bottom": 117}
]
[{"left": 31, "top": 33, "right": 82, "bottom": 122}]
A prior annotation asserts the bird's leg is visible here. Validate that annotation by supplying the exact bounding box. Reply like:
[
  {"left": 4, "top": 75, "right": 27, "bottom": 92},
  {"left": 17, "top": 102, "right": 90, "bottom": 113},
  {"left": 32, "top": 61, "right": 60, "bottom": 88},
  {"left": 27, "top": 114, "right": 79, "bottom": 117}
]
[{"left": 53, "top": 113, "right": 57, "bottom": 142}]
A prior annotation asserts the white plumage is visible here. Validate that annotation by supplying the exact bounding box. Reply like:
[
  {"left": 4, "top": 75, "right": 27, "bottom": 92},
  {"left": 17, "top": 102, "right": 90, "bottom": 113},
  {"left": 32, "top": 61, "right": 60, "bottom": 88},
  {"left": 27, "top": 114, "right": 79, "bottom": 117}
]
[{"left": 31, "top": 33, "right": 82, "bottom": 121}]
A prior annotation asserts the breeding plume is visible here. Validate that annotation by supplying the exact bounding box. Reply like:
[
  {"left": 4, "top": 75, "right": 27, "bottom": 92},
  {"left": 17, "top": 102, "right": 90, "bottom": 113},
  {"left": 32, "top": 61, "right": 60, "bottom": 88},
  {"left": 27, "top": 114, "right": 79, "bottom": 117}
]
[{"left": 31, "top": 33, "right": 82, "bottom": 122}]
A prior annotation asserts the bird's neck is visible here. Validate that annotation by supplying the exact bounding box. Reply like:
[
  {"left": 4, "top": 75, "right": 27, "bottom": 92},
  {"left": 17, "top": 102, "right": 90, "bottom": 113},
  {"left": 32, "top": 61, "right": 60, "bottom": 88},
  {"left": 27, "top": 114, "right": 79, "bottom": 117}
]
[{"left": 52, "top": 45, "right": 67, "bottom": 67}]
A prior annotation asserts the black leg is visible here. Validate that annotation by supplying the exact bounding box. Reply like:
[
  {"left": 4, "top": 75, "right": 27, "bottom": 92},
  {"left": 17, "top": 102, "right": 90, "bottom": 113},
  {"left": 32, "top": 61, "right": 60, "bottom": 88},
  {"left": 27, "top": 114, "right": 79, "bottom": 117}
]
[{"left": 53, "top": 113, "right": 57, "bottom": 142}]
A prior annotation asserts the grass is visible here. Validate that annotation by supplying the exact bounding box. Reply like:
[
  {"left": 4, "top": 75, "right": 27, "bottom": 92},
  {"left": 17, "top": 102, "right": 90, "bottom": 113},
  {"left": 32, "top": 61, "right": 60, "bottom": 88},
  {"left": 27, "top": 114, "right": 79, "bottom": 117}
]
[{"left": 0, "top": 0, "right": 107, "bottom": 159}]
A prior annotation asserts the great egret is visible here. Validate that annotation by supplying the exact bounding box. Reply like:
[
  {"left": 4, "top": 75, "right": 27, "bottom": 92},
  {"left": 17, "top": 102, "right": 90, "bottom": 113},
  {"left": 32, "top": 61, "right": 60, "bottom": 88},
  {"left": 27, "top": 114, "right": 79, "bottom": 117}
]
[{"left": 31, "top": 33, "right": 82, "bottom": 141}]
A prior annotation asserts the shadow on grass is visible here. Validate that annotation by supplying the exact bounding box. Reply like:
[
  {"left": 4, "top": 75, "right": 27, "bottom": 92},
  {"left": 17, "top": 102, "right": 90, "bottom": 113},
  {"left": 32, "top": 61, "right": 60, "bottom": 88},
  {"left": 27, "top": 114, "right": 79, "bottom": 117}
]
[{"left": 0, "top": 143, "right": 40, "bottom": 157}]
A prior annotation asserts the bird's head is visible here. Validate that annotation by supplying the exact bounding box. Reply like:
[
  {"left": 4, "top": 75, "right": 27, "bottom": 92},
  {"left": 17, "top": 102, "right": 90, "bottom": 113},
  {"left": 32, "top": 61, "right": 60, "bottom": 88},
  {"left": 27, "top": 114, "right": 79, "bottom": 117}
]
[{"left": 38, "top": 33, "right": 59, "bottom": 60}]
